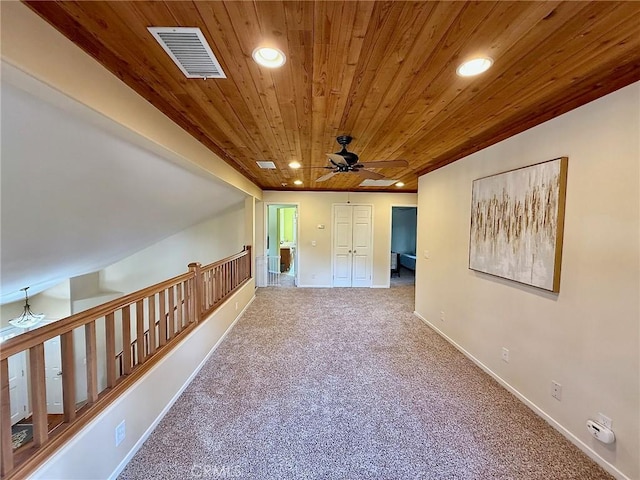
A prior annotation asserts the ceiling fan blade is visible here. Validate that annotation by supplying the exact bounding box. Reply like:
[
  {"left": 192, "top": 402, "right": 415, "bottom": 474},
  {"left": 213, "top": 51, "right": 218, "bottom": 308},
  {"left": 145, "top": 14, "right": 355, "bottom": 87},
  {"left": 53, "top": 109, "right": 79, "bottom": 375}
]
[
  {"left": 358, "top": 160, "right": 408, "bottom": 168},
  {"left": 327, "top": 153, "right": 347, "bottom": 165},
  {"left": 316, "top": 171, "right": 338, "bottom": 182},
  {"left": 356, "top": 169, "right": 386, "bottom": 180}
]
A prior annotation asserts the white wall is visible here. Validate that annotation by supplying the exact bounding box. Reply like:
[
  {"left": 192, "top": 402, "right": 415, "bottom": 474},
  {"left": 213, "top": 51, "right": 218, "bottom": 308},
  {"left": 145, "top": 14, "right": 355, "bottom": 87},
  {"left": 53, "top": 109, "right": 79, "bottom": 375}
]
[
  {"left": 415, "top": 83, "right": 639, "bottom": 479},
  {"left": 100, "top": 202, "right": 246, "bottom": 295},
  {"left": 260, "top": 191, "right": 417, "bottom": 287}
]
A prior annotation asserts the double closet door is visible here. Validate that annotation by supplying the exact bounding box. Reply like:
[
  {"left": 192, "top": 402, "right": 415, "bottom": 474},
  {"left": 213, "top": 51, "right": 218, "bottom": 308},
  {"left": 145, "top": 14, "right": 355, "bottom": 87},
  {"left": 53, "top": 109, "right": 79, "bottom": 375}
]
[{"left": 333, "top": 204, "right": 372, "bottom": 287}]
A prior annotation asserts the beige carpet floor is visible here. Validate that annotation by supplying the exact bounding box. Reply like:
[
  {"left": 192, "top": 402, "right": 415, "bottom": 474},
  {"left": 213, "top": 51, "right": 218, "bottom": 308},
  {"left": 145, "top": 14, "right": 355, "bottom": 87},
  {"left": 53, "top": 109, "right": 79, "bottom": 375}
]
[
  {"left": 391, "top": 266, "right": 415, "bottom": 287},
  {"left": 119, "top": 285, "right": 612, "bottom": 480}
]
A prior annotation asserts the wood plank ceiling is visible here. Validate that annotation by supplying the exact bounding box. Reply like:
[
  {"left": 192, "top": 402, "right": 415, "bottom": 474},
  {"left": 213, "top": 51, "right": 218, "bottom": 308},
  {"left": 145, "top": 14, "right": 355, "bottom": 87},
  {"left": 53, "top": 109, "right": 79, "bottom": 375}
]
[{"left": 25, "top": 1, "right": 640, "bottom": 192}]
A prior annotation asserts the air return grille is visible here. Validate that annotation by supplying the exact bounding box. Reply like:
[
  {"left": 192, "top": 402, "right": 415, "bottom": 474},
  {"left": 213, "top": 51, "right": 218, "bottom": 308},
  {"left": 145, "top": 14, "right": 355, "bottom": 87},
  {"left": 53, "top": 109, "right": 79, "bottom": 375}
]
[
  {"left": 256, "top": 161, "right": 277, "bottom": 169},
  {"left": 148, "top": 27, "right": 226, "bottom": 79},
  {"left": 359, "top": 179, "right": 398, "bottom": 187}
]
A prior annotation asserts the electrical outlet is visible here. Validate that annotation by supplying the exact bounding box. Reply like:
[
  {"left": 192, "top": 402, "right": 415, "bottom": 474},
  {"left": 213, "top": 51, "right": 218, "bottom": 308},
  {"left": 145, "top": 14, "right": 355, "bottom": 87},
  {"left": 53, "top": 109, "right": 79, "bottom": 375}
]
[
  {"left": 551, "top": 381, "right": 562, "bottom": 401},
  {"left": 597, "top": 413, "right": 612, "bottom": 429},
  {"left": 501, "top": 347, "right": 509, "bottom": 362},
  {"left": 424, "top": 250, "right": 430, "bottom": 259},
  {"left": 235, "top": 302, "right": 238, "bottom": 311},
  {"left": 439, "top": 311, "right": 445, "bottom": 321},
  {"left": 115, "top": 420, "right": 126, "bottom": 446}
]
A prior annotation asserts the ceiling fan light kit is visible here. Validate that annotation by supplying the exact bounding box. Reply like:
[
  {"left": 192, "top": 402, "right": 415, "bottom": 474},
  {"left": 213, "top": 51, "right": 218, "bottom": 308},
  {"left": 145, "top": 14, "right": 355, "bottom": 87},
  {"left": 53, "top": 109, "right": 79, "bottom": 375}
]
[{"left": 315, "top": 136, "right": 409, "bottom": 183}]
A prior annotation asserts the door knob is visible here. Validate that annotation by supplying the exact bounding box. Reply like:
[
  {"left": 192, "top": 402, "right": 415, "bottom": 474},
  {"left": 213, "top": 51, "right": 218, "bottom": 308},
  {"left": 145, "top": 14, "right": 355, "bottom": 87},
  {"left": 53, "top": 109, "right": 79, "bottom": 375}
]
[
  {"left": 57, "top": 371, "right": 63, "bottom": 376},
  {"left": 353, "top": 250, "right": 357, "bottom": 254},
  {"left": 348, "top": 250, "right": 351, "bottom": 253}
]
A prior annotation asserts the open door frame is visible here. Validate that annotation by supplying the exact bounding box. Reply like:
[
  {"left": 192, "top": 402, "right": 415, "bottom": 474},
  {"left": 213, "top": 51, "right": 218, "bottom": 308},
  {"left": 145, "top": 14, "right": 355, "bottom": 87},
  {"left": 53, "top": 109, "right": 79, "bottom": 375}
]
[
  {"left": 389, "top": 203, "right": 418, "bottom": 288},
  {"left": 264, "top": 202, "right": 301, "bottom": 287}
]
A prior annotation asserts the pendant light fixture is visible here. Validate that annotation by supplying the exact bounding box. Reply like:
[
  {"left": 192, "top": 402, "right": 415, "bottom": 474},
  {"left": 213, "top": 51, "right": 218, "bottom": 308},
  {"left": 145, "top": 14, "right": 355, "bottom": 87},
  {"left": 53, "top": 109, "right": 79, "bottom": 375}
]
[{"left": 9, "top": 287, "right": 45, "bottom": 329}]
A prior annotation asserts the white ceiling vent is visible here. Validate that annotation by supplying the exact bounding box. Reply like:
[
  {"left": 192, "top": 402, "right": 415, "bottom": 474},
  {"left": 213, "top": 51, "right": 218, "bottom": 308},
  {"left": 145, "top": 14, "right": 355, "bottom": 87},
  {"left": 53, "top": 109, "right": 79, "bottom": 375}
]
[
  {"left": 148, "top": 27, "right": 226, "bottom": 79},
  {"left": 256, "top": 161, "right": 277, "bottom": 169}
]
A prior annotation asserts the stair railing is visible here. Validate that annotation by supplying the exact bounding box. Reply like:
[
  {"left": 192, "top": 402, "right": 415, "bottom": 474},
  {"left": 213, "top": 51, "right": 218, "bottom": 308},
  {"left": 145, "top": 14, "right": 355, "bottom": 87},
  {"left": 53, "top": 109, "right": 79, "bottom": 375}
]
[{"left": 0, "top": 246, "right": 251, "bottom": 479}]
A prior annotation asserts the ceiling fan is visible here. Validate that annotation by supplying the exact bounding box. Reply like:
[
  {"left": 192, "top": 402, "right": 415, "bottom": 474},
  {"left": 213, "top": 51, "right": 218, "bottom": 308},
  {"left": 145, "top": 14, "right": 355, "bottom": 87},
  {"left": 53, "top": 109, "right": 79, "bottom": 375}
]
[{"left": 315, "top": 136, "right": 408, "bottom": 182}]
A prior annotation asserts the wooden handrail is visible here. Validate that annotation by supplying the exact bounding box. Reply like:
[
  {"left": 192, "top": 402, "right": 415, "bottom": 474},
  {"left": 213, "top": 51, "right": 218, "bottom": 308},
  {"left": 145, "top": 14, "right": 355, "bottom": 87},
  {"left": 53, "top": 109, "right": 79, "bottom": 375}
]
[
  {"left": 198, "top": 246, "right": 252, "bottom": 318},
  {"left": 0, "top": 246, "right": 252, "bottom": 480},
  {"left": 201, "top": 248, "right": 250, "bottom": 271},
  {"left": 1, "top": 272, "right": 193, "bottom": 360}
]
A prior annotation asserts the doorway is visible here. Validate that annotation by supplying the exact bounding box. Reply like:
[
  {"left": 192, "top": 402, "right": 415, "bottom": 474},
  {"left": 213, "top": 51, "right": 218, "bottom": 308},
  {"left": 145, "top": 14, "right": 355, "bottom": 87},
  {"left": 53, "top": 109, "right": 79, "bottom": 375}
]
[
  {"left": 390, "top": 206, "right": 417, "bottom": 286},
  {"left": 332, "top": 204, "right": 373, "bottom": 287},
  {"left": 265, "top": 204, "right": 299, "bottom": 287},
  {"left": 44, "top": 336, "right": 63, "bottom": 414},
  {"left": 1, "top": 327, "right": 29, "bottom": 425},
  {"left": 7, "top": 351, "right": 28, "bottom": 425}
]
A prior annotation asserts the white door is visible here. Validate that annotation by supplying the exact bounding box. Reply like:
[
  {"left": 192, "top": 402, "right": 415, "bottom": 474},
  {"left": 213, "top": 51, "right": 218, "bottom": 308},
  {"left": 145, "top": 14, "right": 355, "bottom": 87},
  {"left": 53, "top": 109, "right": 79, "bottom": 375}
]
[
  {"left": 8, "top": 351, "right": 28, "bottom": 425},
  {"left": 351, "top": 205, "right": 373, "bottom": 287},
  {"left": 333, "top": 205, "right": 372, "bottom": 287},
  {"left": 44, "top": 336, "right": 63, "bottom": 414},
  {"left": 333, "top": 205, "right": 354, "bottom": 287}
]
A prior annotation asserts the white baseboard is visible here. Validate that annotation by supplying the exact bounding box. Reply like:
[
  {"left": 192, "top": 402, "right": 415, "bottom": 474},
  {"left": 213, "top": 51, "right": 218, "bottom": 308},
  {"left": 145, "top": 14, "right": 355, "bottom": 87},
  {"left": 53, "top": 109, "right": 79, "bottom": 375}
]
[
  {"left": 413, "top": 311, "right": 629, "bottom": 480},
  {"left": 371, "top": 284, "right": 390, "bottom": 289},
  {"left": 108, "top": 295, "right": 256, "bottom": 480},
  {"left": 295, "top": 284, "right": 332, "bottom": 288}
]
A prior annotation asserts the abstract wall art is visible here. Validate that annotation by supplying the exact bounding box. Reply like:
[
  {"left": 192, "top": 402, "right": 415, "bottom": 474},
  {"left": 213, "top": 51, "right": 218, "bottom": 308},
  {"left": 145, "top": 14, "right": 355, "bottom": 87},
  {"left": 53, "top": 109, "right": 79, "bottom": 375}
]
[{"left": 469, "top": 157, "right": 568, "bottom": 292}]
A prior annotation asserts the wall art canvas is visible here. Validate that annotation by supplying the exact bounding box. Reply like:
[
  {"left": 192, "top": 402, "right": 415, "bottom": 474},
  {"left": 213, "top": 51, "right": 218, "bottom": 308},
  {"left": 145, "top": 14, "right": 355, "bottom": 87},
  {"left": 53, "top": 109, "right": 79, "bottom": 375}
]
[{"left": 469, "top": 157, "right": 568, "bottom": 292}]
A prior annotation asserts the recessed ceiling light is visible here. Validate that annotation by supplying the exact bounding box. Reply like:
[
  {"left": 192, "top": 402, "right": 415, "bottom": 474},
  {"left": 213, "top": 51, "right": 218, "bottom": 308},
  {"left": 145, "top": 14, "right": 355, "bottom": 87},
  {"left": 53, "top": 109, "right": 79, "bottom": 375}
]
[
  {"left": 395, "top": 182, "right": 405, "bottom": 187},
  {"left": 456, "top": 57, "right": 493, "bottom": 77},
  {"left": 293, "top": 179, "right": 303, "bottom": 186},
  {"left": 252, "top": 47, "right": 286, "bottom": 68},
  {"left": 289, "top": 161, "right": 301, "bottom": 169}
]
